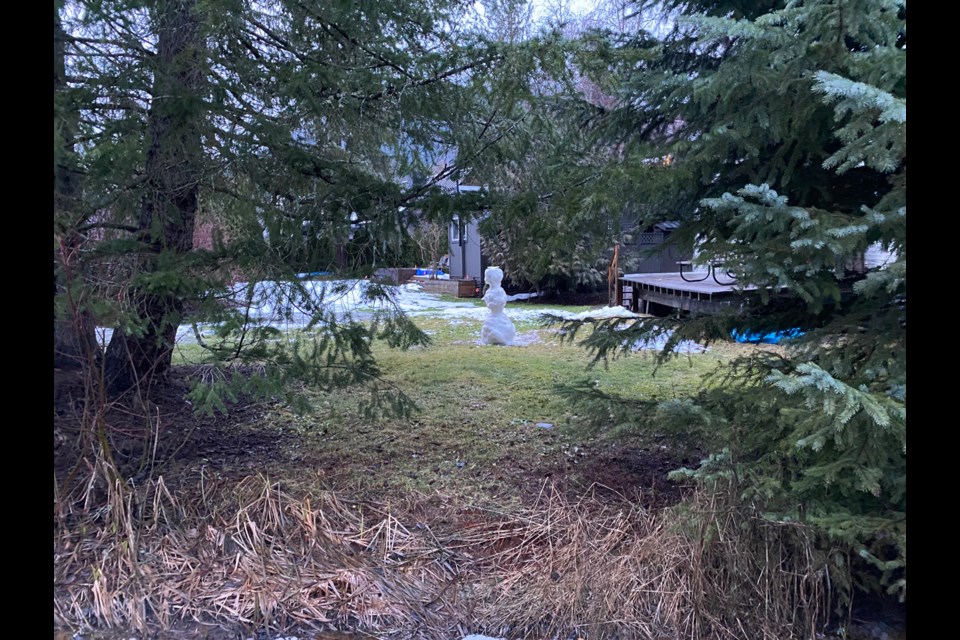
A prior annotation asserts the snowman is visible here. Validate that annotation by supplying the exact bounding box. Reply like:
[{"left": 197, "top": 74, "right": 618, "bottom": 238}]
[{"left": 479, "top": 267, "right": 516, "bottom": 346}]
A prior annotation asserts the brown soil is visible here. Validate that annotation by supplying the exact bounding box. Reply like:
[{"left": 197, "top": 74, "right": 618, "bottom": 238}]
[
  {"left": 55, "top": 368, "right": 286, "bottom": 487},
  {"left": 543, "top": 443, "right": 695, "bottom": 508}
]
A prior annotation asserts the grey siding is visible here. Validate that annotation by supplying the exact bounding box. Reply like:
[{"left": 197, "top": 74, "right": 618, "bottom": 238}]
[
  {"left": 449, "top": 217, "right": 482, "bottom": 281},
  {"left": 622, "top": 229, "right": 691, "bottom": 273}
]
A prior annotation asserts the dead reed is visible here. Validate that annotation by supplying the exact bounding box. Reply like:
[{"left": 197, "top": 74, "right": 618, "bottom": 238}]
[
  {"left": 464, "top": 485, "right": 832, "bottom": 640},
  {"left": 54, "top": 475, "right": 834, "bottom": 639}
]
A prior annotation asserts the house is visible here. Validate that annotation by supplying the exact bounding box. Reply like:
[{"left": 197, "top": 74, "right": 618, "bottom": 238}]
[
  {"left": 445, "top": 183, "right": 487, "bottom": 285},
  {"left": 415, "top": 160, "right": 487, "bottom": 287},
  {"left": 622, "top": 220, "right": 691, "bottom": 273},
  {"left": 443, "top": 208, "right": 690, "bottom": 295}
]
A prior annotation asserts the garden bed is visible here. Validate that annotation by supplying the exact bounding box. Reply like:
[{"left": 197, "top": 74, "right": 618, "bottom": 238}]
[{"left": 414, "top": 276, "right": 479, "bottom": 297}]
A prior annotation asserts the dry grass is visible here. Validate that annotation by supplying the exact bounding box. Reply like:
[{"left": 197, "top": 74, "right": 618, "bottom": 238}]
[
  {"left": 57, "top": 472, "right": 472, "bottom": 637},
  {"left": 55, "top": 472, "right": 833, "bottom": 639},
  {"left": 466, "top": 486, "right": 831, "bottom": 640}
]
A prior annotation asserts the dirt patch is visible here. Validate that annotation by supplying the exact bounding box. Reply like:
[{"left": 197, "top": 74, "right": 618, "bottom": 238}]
[
  {"left": 531, "top": 443, "right": 694, "bottom": 510},
  {"left": 54, "top": 367, "right": 287, "bottom": 487}
]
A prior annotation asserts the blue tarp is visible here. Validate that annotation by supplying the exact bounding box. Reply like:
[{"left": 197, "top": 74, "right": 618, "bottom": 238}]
[
  {"left": 416, "top": 268, "right": 446, "bottom": 276},
  {"left": 731, "top": 328, "right": 804, "bottom": 344}
]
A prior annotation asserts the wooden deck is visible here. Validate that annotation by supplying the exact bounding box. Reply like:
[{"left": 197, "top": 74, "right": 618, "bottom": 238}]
[{"left": 617, "top": 272, "right": 756, "bottom": 316}]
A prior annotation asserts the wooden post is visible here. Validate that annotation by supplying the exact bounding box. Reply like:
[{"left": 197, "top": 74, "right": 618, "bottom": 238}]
[{"left": 608, "top": 244, "right": 620, "bottom": 307}]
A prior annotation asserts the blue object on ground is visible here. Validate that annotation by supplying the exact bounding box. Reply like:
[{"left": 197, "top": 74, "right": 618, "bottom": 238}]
[
  {"left": 415, "top": 268, "right": 446, "bottom": 276},
  {"left": 731, "top": 328, "right": 804, "bottom": 344},
  {"left": 295, "top": 271, "right": 332, "bottom": 279}
]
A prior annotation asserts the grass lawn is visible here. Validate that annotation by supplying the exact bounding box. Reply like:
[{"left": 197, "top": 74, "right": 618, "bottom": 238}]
[{"left": 168, "top": 305, "right": 753, "bottom": 509}]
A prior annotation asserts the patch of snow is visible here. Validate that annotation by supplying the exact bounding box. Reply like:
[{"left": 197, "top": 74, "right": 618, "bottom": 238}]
[
  {"left": 227, "top": 279, "right": 572, "bottom": 325},
  {"left": 95, "top": 324, "right": 206, "bottom": 347},
  {"left": 566, "top": 306, "right": 642, "bottom": 321},
  {"left": 632, "top": 329, "right": 707, "bottom": 354},
  {"left": 501, "top": 330, "right": 542, "bottom": 346},
  {"left": 92, "top": 280, "right": 708, "bottom": 356},
  {"left": 864, "top": 242, "right": 898, "bottom": 269}
]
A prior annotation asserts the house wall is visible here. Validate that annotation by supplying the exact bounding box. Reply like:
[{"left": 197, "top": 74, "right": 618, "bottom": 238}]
[
  {"left": 448, "top": 217, "right": 483, "bottom": 282},
  {"left": 446, "top": 183, "right": 484, "bottom": 283},
  {"left": 623, "top": 229, "right": 691, "bottom": 273}
]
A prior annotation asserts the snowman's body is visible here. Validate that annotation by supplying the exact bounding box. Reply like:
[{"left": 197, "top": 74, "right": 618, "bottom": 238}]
[{"left": 479, "top": 267, "right": 516, "bottom": 346}]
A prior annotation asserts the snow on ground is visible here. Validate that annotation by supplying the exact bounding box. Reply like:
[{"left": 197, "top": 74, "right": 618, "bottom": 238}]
[
  {"left": 565, "top": 305, "right": 642, "bottom": 321},
  {"left": 95, "top": 279, "right": 707, "bottom": 353},
  {"left": 631, "top": 332, "right": 707, "bottom": 354}
]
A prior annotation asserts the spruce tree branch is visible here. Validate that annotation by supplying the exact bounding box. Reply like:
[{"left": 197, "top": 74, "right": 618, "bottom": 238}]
[
  {"left": 60, "top": 35, "right": 154, "bottom": 57},
  {"left": 537, "top": 171, "right": 603, "bottom": 202},
  {"left": 242, "top": 16, "right": 311, "bottom": 64},
  {"left": 351, "top": 57, "right": 500, "bottom": 102},
  {"left": 234, "top": 33, "right": 264, "bottom": 62},
  {"left": 98, "top": 9, "right": 156, "bottom": 56},
  {"left": 63, "top": 175, "right": 151, "bottom": 231},
  {"left": 86, "top": 102, "right": 151, "bottom": 116},
  {"left": 392, "top": 110, "right": 527, "bottom": 209},
  {"left": 239, "top": 22, "right": 366, "bottom": 72},
  {"left": 475, "top": 107, "right": 500, "bottom": 140},
  {"left": 321, "top": 19, "right": 416, "bottom": 79},
  {"left": 63, "top": 46, "right": 148, "bottom": 61}
]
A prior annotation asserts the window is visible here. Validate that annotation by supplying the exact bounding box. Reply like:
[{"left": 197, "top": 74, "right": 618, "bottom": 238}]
[{"left": 450, "top": 215, "right": 460, "bottom": 243}]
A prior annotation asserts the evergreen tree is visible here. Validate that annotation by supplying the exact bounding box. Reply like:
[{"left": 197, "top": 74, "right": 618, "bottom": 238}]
[
  {"left": 54, "top": 0, "right": 544, "bottom": 412},
  {"left": 474, "top": 2, "right": 656, "bottom": 293},
  {"left": 54, "top": 3, "right": 99, "bottom": 374},
  {"left": 557, "top": 0, "right": 906, "bottom": 603}
]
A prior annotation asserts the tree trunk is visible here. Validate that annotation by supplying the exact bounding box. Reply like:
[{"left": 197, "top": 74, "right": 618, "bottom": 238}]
[
  {"left": 54, "top": 6, "right": 98, "bottom": 373},
  {"left": 104, "top": 0, "right": 204, "bottom": 393}
]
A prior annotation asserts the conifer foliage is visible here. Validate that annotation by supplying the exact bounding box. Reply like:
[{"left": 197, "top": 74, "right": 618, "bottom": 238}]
[
  {"left": 559, "top": 0, "right": 906, "bottom": 602},
  {"left": 54, "top": 0, "right": 537, "bottom": 415}
]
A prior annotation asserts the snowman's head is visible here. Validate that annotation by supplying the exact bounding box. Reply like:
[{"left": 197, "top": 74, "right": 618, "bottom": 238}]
[{"left": 484, "top": 266, "right": 504, "bottom": 287}]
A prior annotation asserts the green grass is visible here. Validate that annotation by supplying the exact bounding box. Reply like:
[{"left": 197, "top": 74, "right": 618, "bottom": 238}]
[{"left": 171, "top": 309, "right": 756, "bottom": 508}]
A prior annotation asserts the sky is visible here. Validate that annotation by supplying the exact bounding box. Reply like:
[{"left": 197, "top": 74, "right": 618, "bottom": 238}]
[
  {"left": 472, "top": 0, "right": 612, "bottom": 30},
  {"left": 468, "top": 0, "right": 674, "bottom": 41}
]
